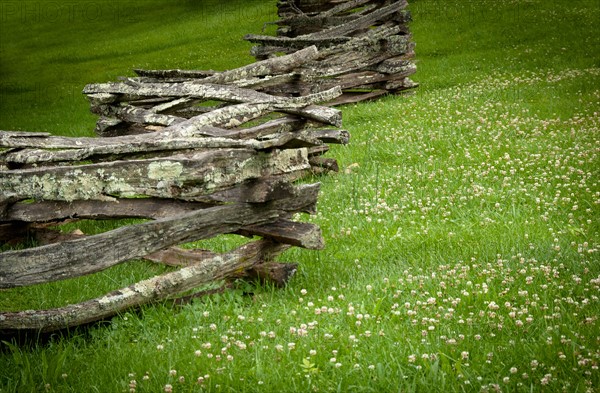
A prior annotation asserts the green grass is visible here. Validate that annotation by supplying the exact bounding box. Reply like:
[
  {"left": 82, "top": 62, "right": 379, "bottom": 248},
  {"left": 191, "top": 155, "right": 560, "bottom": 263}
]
[
  {"left": 0, "top": 0, "right": 276, "bottom": 136},
  {"left": 1, "top": 0, "right": 600, "bottom": 392}
]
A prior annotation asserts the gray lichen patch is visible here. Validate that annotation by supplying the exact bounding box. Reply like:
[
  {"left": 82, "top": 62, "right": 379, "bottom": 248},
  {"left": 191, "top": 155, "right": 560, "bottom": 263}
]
[
  {"left": 133, "top": 281, "right": 155, "bottom": 297},
  {"left": 147, "top": 161, "right": 184, "bottom": 181},
  {"left": 0, "top": 168, "right": 135, "bottom": 202}
]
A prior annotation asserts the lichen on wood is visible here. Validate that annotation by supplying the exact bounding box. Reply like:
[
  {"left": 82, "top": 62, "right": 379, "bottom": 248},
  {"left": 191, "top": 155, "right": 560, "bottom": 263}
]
[
  {"left": 244, "top": 0, "right": 417, "bottom": 104},
  {"left": 0, "top": 183, "right": 320, "bottom": 288}
]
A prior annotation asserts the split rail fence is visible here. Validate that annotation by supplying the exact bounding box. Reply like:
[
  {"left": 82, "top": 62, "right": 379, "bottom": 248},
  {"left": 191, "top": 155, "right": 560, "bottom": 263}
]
[
  {"left": 0, "top": 47, "right": 349, "bottom": 333},
  {"left": 0, "top": 0, "right": 417, "bottom": 333},
  {"left": 244, "top": 0, "right": 417, "bottom": 104}
]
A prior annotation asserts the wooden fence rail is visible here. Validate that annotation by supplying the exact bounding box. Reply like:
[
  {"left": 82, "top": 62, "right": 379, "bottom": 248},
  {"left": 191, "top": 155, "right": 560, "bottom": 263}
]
[{"left": 0, "top": 47, "right": 349, "bottom": 333}]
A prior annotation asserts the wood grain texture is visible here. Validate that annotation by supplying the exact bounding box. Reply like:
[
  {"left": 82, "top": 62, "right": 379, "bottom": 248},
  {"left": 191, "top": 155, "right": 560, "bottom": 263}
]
[{"left": 0, "top": 148, "right": 310, "bottom": 203}]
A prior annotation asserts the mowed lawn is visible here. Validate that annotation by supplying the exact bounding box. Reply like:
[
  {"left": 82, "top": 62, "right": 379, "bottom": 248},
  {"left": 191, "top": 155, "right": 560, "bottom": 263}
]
[{"left": 1, "top": 1, "right": 599, "bottom": 392}]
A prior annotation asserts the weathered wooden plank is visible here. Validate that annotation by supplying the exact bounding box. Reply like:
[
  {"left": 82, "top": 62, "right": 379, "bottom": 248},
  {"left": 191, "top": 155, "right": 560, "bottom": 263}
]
[
  {"left": 86, "top": 93, "right": 120, "bottom": 106},
  {"left": 3, "top": 176, "right": 308, "bottom": 223},
  {"left": 198, "top": 87, "right": 344, "bottom": 120},
  {"left": 307, "top": 64, "right": 415, "bottom": 94},
  {"left": 0, "top": 183, "right": 319, "bottom": 288},
  {"left": 277, "top": 15, "right": 362, "bottom": 37},
  {"left": 146, "top": 249, "right": 299, "bottom": 290},
  {"left": 0, "top": 240, "right": 289, "bottom": 332},
  {"left": 83, "top": 81, "right": 333, "bottom": 108},
  {"left": 167, "top": 100, "right": 341, "bottom": 132},
  {"left": 164, "top": 102, "right": 278, "bottom": 132},
  {"left": 95, "top": 104, "right": 186, "bottom": 126},
  {"left": 286, "top": 103, "right": 342, "bottom": 127},
  {"left": 349, "top": 73, "right": 417, "bottom": 92},
  {"left": 86, "top": 80, "right": 238, "bottom": 100},
  {"left": 187, "top": 175, "right": 306, "bottom": 204},
  {"left": 277, "top": 2, "right": 409, "bottom": 37},
  {"left": 238, "top": 219, "right": 324, "bottom": 250},
  {"left": 299, "top": 1, "right": 407, "bottom": 40},
  {"left": 0, "top": 148, "right": 310, "bottom": 202},
  {"left": 304, "top": 71, "right": 390, "bottom": 92},
  {"left": 0, "top": 130, "right": 50, "bottom": 138},
  {"left": 0, "top": 129, "right": 235, "bottom": 150},
  {"left": 304, "top": 34, "right": 413, "bottom": 74},
  {"left": 251, "top": 32, "right": 412, "bottom": 77},
  {"left": 3, "top": 198, "right": 212, "bottom": 222},
  {"left": 0, "top": 127, "right": 325, "bottom": 166}
]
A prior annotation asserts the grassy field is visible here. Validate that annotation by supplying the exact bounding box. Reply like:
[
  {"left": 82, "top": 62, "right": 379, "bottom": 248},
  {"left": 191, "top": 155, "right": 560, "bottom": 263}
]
[{"left": 1, "top": 0, "right": 599, "bottom": 392}]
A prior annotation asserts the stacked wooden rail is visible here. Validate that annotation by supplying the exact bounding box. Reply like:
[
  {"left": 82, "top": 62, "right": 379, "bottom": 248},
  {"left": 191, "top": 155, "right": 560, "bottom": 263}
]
[
  {"left": 244, "top": 0, "right": 417, "bottom": 105},
  {"left": 0, "top": 48, "right": 349, "bottom": 333}
]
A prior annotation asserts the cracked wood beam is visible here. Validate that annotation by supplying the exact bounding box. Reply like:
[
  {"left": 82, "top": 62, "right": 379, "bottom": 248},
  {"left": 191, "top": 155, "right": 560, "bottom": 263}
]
[
  {"left": 2, "top": 177, "right": 304, "bottom": 224},
  {"left": 0, "top": 128, "right": 322, "bottom": 165},
  {"left": 0, "top": 148, "right": 310, "bottom": 203}
]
